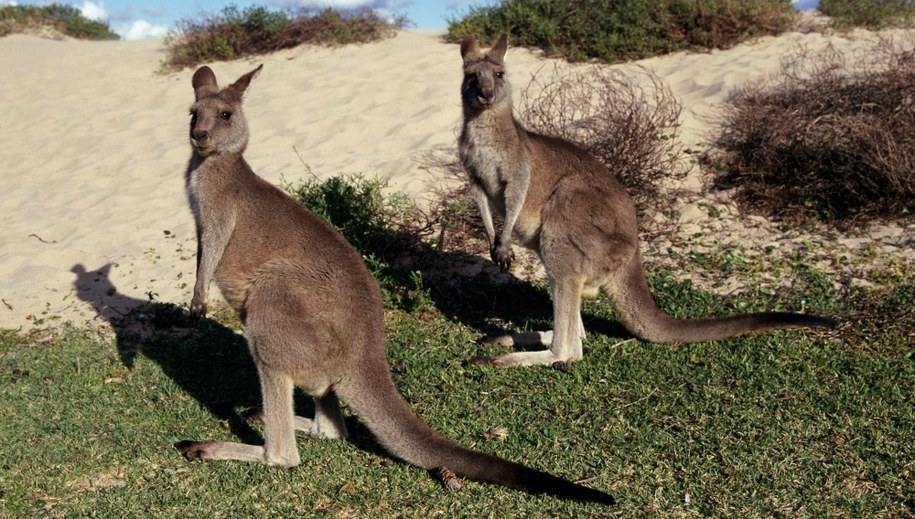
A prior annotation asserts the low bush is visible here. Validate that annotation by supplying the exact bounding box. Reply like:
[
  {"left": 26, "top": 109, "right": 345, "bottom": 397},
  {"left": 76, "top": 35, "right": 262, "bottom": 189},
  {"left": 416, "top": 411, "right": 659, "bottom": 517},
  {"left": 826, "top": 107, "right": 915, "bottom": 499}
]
[
  {"left": 710, "top": 39, "right": 915, "bottom": 224},
  {"left": 164, "top": 5, "right": 405, "bottom": 70},
  {"left": 0, "top": 3, "right": 119, "bottom": 40},
  {"left": 819, "top": 0, "right": 915, "bottom": 28},
  {"left": 446, "top": 0, "right": 796, "bottom": 63},
  {"left": 283, "top": 173, "right": 432, "bottom": 312}
]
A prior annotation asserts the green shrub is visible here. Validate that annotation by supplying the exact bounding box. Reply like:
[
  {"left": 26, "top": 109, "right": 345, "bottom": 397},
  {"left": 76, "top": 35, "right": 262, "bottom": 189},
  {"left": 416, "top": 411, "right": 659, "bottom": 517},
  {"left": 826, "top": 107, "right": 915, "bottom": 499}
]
[
  {"left": 446, "top": 0, "right": 796, "bottom": 63},
  {"left": 164, "top": 5, "right": 405, "bottom": 70},
  {"left": 820, "top": 0, "right": 915, "bottom": 28},
  {"left": 0, "top": 4, "right": 119, "bottom": 40},
  {"left": 282, "top": 173, "right": 431, "bottom": 312}
]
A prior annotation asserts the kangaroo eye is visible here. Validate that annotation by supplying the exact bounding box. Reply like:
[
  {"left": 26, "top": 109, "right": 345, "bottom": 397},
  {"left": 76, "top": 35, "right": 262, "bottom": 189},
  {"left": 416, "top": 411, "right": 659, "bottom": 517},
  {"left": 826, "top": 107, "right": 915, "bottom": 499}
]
[
  {"left": 495, "top": 71, "right": 505, "bottom": 79},
  {"left": 220, "top": 111, "right": 231, "bottom": 120}
]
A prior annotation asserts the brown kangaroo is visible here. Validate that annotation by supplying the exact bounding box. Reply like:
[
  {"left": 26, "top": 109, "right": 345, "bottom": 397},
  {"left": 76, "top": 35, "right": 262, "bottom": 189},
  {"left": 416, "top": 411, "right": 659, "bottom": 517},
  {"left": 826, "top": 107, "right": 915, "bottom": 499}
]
[
  {"left": 458, "top": 34, "right": 836, "bottom": 369},
  {"left": 176, "top": 64, "right": 614, "bottom": 504}
]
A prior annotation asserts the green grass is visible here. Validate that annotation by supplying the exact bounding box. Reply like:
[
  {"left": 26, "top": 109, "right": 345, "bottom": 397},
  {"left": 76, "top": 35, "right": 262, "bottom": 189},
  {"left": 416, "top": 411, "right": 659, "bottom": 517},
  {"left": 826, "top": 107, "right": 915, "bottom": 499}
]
[
  {"left": 1, "top": 176, "right": 912, "bottom": 517},
  {"left": 0, "top": 3, "right": 119, "bottom": 40},
  {"left": 446, "top": 0, "right": 797, "bottom": 64}
]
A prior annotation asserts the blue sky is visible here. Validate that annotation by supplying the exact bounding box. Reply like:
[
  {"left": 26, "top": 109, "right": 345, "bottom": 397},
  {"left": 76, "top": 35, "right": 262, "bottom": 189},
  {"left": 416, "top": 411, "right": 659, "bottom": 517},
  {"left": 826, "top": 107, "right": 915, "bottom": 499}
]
[{"left": 1, "top": 0, "right": 820, "bottom": 40}]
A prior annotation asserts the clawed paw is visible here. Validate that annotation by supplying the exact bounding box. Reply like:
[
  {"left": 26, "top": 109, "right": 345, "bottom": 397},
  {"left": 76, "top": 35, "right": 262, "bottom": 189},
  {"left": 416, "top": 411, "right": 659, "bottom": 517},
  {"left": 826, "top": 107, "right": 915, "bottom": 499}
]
[
  {"left": 189, "top": 300, "right": 208, "bottom": 321},
  {"left": 490, "top": 239, "right": 515, "bottom": 271}
]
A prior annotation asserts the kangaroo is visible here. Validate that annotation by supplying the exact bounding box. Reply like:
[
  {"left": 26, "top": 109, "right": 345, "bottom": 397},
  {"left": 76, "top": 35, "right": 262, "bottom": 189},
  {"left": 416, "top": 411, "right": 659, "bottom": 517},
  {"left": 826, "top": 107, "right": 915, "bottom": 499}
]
[
  {"left": 458, "top": 34, "right": 836, "bottom": 369},
  {"left": 176, "top": 64, "right": 614, "bottom": 504}
]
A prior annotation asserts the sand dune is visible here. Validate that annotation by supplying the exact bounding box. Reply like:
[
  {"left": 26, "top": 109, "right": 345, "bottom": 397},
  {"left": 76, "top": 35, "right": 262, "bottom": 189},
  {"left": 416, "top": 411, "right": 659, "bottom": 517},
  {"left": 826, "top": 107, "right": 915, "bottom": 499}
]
[{"left": 0, "top": 27, "right": 909, "bottom": 330}]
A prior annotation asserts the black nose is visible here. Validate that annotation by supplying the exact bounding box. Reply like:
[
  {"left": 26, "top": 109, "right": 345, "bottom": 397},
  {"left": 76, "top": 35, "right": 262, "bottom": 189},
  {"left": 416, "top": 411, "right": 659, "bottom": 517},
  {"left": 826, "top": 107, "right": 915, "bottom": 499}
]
[{"left": 194, "top": 130, "right": 209, "bottom": 142}]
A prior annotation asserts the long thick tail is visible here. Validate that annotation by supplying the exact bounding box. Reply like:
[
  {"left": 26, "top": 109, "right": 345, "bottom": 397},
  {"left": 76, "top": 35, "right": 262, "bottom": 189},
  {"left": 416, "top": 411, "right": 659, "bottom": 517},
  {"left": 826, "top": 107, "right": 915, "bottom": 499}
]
[
  {"left": 335, "top": 357, "right": 615, "bottom": 505},
  {"left": 607, "top": 252, "right": 836, "bottom": 344}
]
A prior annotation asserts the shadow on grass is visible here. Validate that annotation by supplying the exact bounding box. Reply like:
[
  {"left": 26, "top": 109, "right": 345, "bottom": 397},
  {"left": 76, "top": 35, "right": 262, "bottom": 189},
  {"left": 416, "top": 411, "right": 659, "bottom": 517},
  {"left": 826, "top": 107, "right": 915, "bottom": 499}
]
[
  {"left": 401, "top": 246, "right": 632, "bottom": 351},
  {"left": 67, "top": 262, "right": 413, "bottom": 464},
  {"left": 70, "top": 263, "right": 263, "bottom": 445}
]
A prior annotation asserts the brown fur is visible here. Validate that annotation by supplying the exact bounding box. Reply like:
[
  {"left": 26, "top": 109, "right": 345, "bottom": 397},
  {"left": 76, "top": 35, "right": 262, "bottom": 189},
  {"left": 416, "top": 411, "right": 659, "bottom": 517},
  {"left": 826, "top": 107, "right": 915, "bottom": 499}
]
[
  {"left": 177, "top": 64, "right": 614, "bottom": 504},
  {"left": 458, "top": 34, "right": 836, "bottom": 369}
]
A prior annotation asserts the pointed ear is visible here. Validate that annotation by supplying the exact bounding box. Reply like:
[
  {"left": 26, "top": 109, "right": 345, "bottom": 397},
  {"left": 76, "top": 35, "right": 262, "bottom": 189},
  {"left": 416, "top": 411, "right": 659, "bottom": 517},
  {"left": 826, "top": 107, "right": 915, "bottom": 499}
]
[
  {"left": 226, "top": 64, "right": 263, "bottom": 102},
  {"left": 460, "top": 36, "right": 480, "bottom": 60},
  {"left": 489, "top": 33, "right": 509, "bottom": 62},
  {"left": 192, "top": 66, "right": 219, "bottom": 100}
]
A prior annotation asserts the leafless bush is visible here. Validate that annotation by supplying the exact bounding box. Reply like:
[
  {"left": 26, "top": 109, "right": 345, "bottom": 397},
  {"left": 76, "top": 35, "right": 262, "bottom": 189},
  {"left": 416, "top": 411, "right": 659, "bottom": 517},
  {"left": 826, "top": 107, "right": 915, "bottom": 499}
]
[
  {"left": 519, "top": 64, "right": 688, "bottom": 210},
  {"left": 711, "top": 36, "right": 915, "bottom": 225}
]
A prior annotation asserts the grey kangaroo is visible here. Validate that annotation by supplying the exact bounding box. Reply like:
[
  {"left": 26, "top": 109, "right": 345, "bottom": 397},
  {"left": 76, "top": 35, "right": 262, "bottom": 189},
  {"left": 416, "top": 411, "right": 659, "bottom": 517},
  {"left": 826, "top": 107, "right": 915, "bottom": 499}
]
[
  {"left": 458, "top": 34, "right": 835, "bottom": 369},
  {"left": 177, "top": 64, "right": 614, "bottom": 504}
]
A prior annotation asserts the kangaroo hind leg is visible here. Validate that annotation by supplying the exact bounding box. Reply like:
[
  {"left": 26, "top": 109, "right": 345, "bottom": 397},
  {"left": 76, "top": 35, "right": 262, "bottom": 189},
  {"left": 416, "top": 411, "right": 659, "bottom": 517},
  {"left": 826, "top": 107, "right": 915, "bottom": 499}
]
[
  {"left": 178, "top": 363, "right": 300, "bottom": 468},
  {"left": 472, "top": 275, "right": 585, "bottom": 369}
]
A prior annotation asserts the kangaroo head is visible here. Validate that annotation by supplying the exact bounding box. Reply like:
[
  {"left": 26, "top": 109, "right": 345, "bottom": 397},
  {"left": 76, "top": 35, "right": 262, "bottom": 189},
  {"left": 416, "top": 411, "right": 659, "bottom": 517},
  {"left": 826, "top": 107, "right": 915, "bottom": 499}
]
[
  {"left": 460, "top": 33, "right": 510, "bottom": 112},
  {"left": 188, "top": 64, "right": 262, "bottom": 157}
]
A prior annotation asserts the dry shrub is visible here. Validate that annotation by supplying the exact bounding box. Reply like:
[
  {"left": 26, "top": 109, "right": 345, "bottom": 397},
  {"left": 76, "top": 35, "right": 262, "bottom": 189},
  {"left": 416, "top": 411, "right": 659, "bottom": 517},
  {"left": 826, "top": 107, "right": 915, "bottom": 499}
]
[
  {"left": 519, "top": 64, "right": 687, "bottom": 209},
  {"left": 711, "top": 37, "right": 915, "bottom": 224}
]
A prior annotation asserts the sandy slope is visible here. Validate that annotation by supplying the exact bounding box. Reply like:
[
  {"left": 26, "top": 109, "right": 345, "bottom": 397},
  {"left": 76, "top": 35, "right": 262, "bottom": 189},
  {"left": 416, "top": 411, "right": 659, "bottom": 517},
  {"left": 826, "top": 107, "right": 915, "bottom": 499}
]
[{"left": 0, "top": 28, "right": 910, "bottom": 330}]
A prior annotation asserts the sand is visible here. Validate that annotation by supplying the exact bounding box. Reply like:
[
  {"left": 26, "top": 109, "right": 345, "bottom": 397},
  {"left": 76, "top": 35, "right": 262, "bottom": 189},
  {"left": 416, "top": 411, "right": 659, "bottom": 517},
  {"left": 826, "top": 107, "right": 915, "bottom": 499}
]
[{"left": 0, "top": 25, "right": 911, "bottom": 331}]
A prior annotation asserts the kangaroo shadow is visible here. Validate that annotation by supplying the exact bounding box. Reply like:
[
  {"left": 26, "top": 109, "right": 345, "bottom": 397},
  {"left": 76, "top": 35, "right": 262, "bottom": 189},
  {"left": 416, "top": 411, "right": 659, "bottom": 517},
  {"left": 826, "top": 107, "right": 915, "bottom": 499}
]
[
  {"left": 69, "top": 263, "right": 395, "bottom": 460},
  {"left": 71, "top": 263, "right": 265, "bottom": 444},
  {"left": 417, "top": 249, "right": 632, "bottom": 353}
]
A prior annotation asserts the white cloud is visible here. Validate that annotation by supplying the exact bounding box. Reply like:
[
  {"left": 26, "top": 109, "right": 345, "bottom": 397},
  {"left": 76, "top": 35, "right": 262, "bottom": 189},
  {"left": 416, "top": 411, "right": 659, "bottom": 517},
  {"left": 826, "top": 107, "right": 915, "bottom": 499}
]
[
  {"left": 117, "top": 20, "right": 168, "bottom": 40},
  {"left": 79, "top": 1, "right": 107, "bottom": 21},
  {"left": 0, "top": 1, "right": 19, "bottom": 7}
]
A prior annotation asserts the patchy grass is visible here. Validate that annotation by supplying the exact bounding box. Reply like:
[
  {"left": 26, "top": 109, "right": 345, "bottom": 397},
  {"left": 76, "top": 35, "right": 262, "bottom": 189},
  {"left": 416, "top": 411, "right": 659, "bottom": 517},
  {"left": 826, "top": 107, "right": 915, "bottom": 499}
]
[
  {"left": 0, "top": 3, "right": 119, "bottom": 40},
  {"left": 1, "top": 176, "right": 912, "bottom": 517},
  {"left": 163, "top": 5, "right": 406, "bottom": 71},
  {"left": 445, "top": 0, "right": 797, "bottom": 64}
]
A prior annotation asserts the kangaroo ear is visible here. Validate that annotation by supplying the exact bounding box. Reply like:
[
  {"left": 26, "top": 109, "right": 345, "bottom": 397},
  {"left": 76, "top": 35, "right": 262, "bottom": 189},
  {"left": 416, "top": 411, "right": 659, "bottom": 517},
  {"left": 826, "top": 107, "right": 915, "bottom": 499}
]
[
  {"left": 226, "top": 64, "right": 263, "bottom": 102},
  {"left": 460, "top": 36, "right": 481, "bottom": 59},
  {"left": 192, "top": 66, "right": 219, "bottom": 100},
  {"left": 490, "top": 33, "right": 509, "bottom": 62}
]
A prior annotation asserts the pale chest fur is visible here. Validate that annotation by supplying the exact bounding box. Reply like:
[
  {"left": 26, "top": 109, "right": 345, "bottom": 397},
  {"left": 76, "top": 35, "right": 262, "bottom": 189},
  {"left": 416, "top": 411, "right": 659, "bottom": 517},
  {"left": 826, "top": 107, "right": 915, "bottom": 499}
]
[{"left": 459, "top": 118, "right": 525, "bottom": 213}]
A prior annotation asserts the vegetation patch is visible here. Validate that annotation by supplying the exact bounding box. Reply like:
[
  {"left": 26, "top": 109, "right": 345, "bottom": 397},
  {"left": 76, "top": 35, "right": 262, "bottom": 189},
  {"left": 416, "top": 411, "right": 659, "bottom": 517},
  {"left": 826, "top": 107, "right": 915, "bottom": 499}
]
[
  {"left": 709, "top": 38, "right": 915, "bottom": 225},
  {"left": 0, "top": 3, "right": 119, "bottom": 40},
  {"left": 445, "top": 0, "right": 797, "bottom": 63},
  {"left": 1, "top": 173, "right": 912, "bottom": 516},
  {"left": 820, "top": 0, "right": 915, "bottom": 29},
  {"left": 163, "top": 5, "right": 405, "bottom": 70}
]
